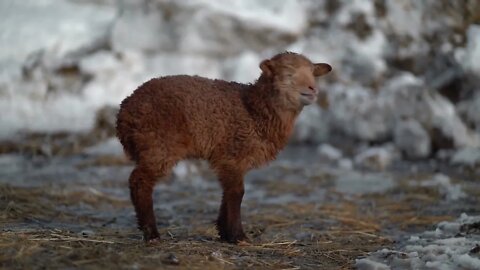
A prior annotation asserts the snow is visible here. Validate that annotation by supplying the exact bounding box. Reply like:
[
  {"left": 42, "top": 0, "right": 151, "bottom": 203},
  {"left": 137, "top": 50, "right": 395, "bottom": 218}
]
[
  {"left": 317, "top": 144, "right": 343, "bottom": 161},
  {"left": 358, "top": 214, "right": 480, "bottom": 270},
  {"left": 354, "top": 145, "right": 396, "bottom": 171},
  {"left": 1, "top": 0, "right": 480, "bottom": 157},
  {"left": 451, "top": 147, "right": 480, "bottom": 167},
  {"left": 177, "top": 0, "right": 307, "bottom": 35},
  {"left": 394, "top": 118, "right": 431, "bottom": 159},
  {"left": 461, "top": 25, "right": 480, "bottom": 76},
  {"left": 409, "top": 173, "right": 466, "bottom": 201},
  {"left": 355, "top": 258, "right": 390, "bottom": 270},
  {"left": 83, "top": 137, "right": 123, "bottom": 156},
  {"left": 0, "top": 0, "right": 115, "bottom": 68}
]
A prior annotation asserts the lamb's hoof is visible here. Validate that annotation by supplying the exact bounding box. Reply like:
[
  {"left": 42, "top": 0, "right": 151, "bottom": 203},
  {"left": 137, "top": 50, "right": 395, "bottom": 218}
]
[
  {"left": 221, "top": 232, "right": 250, "bottom": 244},
  {"left": 237, "top": 239, "right": 252, "bottom": 246},
  {"left": 146, "top": 237, "right": 161, "bottom": 245}
]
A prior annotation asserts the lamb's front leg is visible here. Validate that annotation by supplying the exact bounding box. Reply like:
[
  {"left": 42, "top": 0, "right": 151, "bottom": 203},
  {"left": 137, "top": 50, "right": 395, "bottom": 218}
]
[{"left": 216, "top": 168, "right": 248, "bottom": 243}]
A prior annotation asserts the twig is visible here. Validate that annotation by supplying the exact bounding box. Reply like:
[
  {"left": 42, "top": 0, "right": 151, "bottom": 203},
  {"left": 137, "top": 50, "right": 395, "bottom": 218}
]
[{"left": 29, "top": 237, "right": 115, "bottom": 244}]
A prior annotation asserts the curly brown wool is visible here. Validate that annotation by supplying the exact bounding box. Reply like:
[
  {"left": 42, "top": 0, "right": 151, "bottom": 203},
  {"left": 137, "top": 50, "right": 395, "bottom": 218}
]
[{"left": 116, "top": 52, "right": 332, "bottom": 243}]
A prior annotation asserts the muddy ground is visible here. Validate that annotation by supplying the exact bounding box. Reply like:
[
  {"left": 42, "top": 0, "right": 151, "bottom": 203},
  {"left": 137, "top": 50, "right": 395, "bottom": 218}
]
[{"left": 0, "top": 135, "right": 479, "bottom": 269}]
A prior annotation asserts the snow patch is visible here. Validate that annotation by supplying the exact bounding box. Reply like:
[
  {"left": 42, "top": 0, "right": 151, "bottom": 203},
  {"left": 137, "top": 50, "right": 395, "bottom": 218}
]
[{"left": 358, "top": 214, "right": 480, "bottom": 269}]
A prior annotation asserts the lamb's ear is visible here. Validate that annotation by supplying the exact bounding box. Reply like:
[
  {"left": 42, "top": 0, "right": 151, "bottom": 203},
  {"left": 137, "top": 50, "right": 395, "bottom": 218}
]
[
  {"left": 313, "top": 63, "right": 332, "bottom": 77},
  {"left": 260, "top": 59, "right": 274, "bottom": 77}
]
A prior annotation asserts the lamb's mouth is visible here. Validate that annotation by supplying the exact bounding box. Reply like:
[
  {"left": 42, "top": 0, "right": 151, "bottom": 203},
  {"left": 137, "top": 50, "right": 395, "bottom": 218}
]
[
  {"left": 300, "top": 92, "right": 316, "bottom": 99},
  {"left": 300, "top": 92, "right": 317, "bottom": 105}
]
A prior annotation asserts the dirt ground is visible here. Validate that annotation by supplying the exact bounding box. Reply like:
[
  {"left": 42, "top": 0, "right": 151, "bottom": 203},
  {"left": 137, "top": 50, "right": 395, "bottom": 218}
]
[{"left": 1, "top": 135, "right": 479, "bottom": 269}]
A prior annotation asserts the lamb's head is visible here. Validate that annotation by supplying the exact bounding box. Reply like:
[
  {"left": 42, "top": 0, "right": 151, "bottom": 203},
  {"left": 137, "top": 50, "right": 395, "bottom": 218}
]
[{"left": 259, "top": 52, "right": 332, "bottom": 109}]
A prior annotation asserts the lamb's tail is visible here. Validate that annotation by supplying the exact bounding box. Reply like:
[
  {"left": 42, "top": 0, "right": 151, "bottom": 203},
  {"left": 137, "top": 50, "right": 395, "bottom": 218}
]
[{"left": 116, "top": 106, "right": 139, "bottom": 162}]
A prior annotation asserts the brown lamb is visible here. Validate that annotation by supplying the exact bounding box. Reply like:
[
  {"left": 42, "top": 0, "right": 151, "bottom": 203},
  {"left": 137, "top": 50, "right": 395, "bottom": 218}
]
[{"left": 116, "top": 52, "right": 332, "bottom": 243}]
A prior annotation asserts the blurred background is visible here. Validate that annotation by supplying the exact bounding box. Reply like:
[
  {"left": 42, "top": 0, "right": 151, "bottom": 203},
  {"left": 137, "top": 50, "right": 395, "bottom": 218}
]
[
  {"left": 1, "top": 1, "right": 480, "bottom": 269},
  {"left": 1, "top": 0, "right": 480, "bottom": 161}
]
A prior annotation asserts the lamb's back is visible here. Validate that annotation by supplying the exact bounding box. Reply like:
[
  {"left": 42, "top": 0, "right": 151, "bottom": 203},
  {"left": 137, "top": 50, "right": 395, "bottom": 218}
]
[{"left": 117, "top": 75, "right": 252, "bottom": 158}]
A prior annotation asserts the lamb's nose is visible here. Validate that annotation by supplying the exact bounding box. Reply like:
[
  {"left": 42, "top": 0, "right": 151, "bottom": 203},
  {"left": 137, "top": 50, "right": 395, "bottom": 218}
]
[{"left": 308, "top": 86, "right": 318, "bottom": 94}]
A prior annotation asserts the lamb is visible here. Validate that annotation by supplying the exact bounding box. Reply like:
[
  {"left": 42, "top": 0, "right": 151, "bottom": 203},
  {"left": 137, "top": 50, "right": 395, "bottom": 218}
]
[{"left": 116, "top": 52, "right": 332, "bottom": 243}]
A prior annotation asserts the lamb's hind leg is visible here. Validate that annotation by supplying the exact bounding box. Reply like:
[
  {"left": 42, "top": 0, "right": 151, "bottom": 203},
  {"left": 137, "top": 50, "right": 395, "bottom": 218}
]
[
  {"left": 215, "top": 167, "right": 248, "bottom": 243},
  {"left": 129, "top": 165, "right": 162, "bottom": 242}
]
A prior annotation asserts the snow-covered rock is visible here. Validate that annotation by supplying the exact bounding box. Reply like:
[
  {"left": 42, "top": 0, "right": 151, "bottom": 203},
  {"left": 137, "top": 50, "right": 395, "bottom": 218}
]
[
  {"left": 328, "top": 83, "right": 391, "bottom": 141},
  {"left": 111, "top": 2, "right": 172, "bottom": 53},
  {"left": 0, "top": 0, "right": 116, "bottom": 138},
  {"left": 394, "top": 118, "right": 431, "bottom": 159},
  {"left": 382, "top": 74, "right": 479, "bottom": 150},
  {"left": 156, "top": 0, "right": 308, "bottom": 56},
  {"left": 0, "top": 0, "right": 115, "bottom": 69},
  {"left": 317, "top": 144, "right": 343, "bottom": 161},
  {"left": 459, "top": 25, "right": 480, "bottom": 76},
  {"left": 451, "top": 147, "right": 480, "bottom": 167},
  {"left": 354, "top": 145, "right": 396, "bottom": 171}
]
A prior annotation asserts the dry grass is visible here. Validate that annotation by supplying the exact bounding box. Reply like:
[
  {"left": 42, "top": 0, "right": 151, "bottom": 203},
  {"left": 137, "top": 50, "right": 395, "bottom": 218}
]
[{"left": 0, "top": 183, "right": 395, "bottom": 270}]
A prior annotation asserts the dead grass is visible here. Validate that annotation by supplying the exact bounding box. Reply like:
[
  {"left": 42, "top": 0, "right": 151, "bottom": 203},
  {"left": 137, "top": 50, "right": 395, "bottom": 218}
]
[{"left": 0, "top": 184, "right": 394, "bottom": 269}]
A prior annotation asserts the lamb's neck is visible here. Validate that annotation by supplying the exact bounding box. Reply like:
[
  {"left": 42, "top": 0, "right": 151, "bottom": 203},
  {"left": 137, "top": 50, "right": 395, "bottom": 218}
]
[{"left": 244, "top": 78, "right": 300, "bottom": 147}]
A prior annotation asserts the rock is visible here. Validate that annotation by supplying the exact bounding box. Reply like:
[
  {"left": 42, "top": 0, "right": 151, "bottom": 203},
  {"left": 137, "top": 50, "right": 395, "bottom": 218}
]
[
  {"left": 451, "top": 147, "right": 480, "bottom": 167},
  {"left": 394, "top": 118, "right": 431, "bottom": 159},
  {"left": 317, "top": 144, "right": 342, "bottom": 161},
  {"left": 162, "top": 253, "right": 180, "bottom": 265},
  {"left": 354, "top": 145, "right": 395, "bottom": 171},
  {"left": 208, "top": 251, "right": 224, "bottom": 262},
  {"left": 79, "top": 229, "right": 95, "bottom": 237}
]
